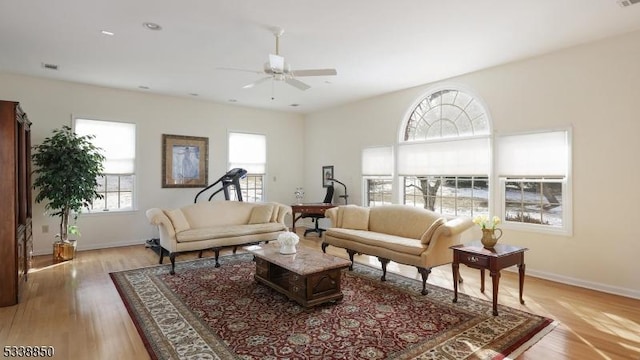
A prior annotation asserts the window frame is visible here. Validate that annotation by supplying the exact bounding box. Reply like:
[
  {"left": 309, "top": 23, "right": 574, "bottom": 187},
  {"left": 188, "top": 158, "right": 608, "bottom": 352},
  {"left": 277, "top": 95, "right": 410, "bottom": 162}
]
[
  {"left": 227, "top": 131, "right": 267, "bottom": 203},
  {"left": 228, "top": 174, "right": 264, "bottom": 203},
  {"left": 497, "top": 177, "right": 572, "bottom": 236},
  {"left": 362, "top": 176, "right": 394, "bottom": 207},
  {"left": 494, "top": 128, "right": 573, "bottom": 236},
  {"left": 361, "top": 146, "right": 394, "bottom": 206},
  {"left": 90, "top": 174, "right": 136, "bottom": 212},
  {"left": 73, "top": 117, "right": 137, "bottom": 213},
  {"left": 402, "top": 175, "right": 490, "bottom": 218},
  {"left": 396, "top": 85, "right": 573, "bottom": 236}
]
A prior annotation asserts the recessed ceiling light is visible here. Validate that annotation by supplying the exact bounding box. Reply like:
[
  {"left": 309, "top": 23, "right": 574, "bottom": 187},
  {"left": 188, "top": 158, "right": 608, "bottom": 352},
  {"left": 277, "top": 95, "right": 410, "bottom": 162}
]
[
  {"left": 228, "top": 99, "right": 237, "bottom": 103},
  {"left": 143, "top": 22, "right": 162, "bottom": 31},
  {"left": 101, "top": 30, "right": 114, "bottom": 36},
  {"left": 138, "top": 85, "right": 149, "bottom": 90},
  {"left": 289, "top": 103, "right": 300, "bottom": 107},
  {"left": 189, "top": 93, "right": 199, "bottom": 97}
]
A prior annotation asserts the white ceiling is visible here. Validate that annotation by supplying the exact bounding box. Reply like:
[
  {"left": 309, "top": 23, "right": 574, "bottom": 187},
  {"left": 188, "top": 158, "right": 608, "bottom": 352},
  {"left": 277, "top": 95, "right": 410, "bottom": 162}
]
[{"left": 2, "top": 0, "right": 640, "bottom": 114}]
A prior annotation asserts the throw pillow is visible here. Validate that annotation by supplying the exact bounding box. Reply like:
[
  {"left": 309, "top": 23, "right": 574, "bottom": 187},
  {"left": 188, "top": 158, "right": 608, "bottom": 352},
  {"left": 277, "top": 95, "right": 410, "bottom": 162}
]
[
  {"left": 249, "top": 204, "right": 274, "bottom": 224},
  {"left": 420, "top": 217, "right": 447, "bottom": 245},
  {"left": 269, "top": 203, "right": 279, "bottom": 222},
  {"left": 341, "top": 206, "right": 370, "bottom": 230},
  {"left": 165, "top": 209, "right": 191, "bottom": 233}
]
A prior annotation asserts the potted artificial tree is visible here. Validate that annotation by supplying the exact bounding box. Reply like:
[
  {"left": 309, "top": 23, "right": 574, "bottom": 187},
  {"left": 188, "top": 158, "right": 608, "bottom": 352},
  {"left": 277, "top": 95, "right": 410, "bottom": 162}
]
[{"left": 32, "top": 125, "right": 105, "bottom": 262}]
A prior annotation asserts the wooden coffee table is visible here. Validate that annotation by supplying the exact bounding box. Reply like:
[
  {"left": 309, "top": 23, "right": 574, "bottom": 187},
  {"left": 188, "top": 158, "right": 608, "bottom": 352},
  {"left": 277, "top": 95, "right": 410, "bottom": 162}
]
[{"left": 246, "top": 244, "right": 351, "bottom": 308}]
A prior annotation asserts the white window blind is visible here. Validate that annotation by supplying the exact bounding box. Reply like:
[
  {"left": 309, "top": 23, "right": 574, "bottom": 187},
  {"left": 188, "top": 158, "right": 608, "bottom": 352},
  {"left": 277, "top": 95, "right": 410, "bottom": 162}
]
[
  {"left": 74, "top": 119, "right": 136, "bottom": 174},
  {"left": 496, "top": 130, "right": 568, "bottom": 177},
  {"left": 397, "top": 137, "right": 490, "bottom": 176},
  {"left": 228, "top": 132, "right": 266, "bottom": 174},
  {"left": 362, "top": 146, "right": 393, "bottom": 176}
]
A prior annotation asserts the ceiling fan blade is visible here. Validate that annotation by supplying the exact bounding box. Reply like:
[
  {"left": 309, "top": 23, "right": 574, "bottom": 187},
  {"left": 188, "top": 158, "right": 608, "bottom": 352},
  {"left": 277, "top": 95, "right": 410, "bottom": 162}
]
[
  {"left": 216, "top": 67, "right": 263, "bottom": 75},
  {"left": 268, "top": 54, "right": 285, "bottom": 73},
  {"left": 285, "top": 77, "right": 310, "bottom": 91},
  {"left": 242, "top": 76, "right": 272, "bottom": 89},
  {"left": 291, "top": 68, "right": 337, "bottom": 77}
]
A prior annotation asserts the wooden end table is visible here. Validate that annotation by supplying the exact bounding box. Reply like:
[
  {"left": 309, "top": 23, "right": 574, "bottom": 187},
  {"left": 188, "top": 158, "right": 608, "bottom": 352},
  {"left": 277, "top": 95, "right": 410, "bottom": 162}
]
[
  {"left": 246, "top": 244, "right": 351, "bottom": 308},
  {"left": 451, "top": 242, "right": 528, "bottom": 316}
]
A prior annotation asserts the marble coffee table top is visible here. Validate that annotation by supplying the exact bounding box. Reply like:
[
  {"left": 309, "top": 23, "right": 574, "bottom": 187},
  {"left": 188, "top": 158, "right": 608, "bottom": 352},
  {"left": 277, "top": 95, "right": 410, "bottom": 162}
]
[{"left": 246, "top": 243, "right": 351, "bottom": 276}]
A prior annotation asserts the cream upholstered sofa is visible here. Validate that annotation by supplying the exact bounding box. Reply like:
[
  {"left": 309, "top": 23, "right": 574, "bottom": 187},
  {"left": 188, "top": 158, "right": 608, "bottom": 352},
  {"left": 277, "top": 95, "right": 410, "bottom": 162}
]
[
  {"left": 322, "top": 204, "right": 473, "bottom": 295},
  {"left": 146, "top": 201, "right": 291, "bottom": 274}
]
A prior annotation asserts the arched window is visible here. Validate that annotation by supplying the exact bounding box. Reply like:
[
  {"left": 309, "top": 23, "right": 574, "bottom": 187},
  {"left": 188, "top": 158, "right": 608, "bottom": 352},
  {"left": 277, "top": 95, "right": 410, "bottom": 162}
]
[
  {"left": 395, "top": 87, "right": 571, "bottom": 234},
  {"left": 403, "top": 89, "right": 490, "bottom": 141},
  {"left": 398, "top": 88, "right": 491, "bottom": 217}
]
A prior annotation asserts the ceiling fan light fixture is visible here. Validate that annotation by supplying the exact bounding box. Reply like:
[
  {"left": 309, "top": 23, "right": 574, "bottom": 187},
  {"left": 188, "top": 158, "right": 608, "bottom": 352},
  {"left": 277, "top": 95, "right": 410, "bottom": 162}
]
[{"left": 222, "top": 26, "right": 336, "bottom": 93}]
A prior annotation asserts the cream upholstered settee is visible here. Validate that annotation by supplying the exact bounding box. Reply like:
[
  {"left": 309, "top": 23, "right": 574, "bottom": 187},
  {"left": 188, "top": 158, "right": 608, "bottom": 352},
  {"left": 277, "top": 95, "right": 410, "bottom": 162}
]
[
  {"left": 322, "top": 204, "right": 473, "bottom": 295},
  {"left": 146, "top": 201, "right": 291, "bottom": 274}
]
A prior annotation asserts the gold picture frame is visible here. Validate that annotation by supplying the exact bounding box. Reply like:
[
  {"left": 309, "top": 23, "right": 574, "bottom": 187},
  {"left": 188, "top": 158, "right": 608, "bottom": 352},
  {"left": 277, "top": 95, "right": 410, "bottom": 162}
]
[{"left": 162, "top": 134, "right": 209, "bottom": 188}]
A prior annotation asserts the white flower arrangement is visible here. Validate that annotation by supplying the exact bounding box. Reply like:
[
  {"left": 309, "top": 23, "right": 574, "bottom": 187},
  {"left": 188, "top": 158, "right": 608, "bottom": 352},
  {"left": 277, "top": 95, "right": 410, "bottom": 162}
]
[
  {"left": 277, "top": 232, "right": 300, "bottom": 254},
  {"left": 472, "top": 215, "right": 501, "bottom": 230}
]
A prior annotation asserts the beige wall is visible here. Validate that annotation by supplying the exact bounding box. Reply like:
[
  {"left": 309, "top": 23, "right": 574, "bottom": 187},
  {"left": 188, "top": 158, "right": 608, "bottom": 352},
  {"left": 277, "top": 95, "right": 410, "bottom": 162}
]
[
  {"left": 0, "top": 73, "right": 305, "bottom": 254},
  {"left": 304, "top": 30, "right": 640, "bottom": 298},
  {"left": 2, "top": 28, "right": 639, "bottom": 299}
]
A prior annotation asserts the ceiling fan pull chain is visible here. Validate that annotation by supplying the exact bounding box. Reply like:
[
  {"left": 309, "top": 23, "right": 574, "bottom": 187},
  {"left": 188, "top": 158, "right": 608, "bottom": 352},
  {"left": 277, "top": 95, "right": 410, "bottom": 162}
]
[{"left": 271, "top": 79, "right": 275, "bottom": 100}]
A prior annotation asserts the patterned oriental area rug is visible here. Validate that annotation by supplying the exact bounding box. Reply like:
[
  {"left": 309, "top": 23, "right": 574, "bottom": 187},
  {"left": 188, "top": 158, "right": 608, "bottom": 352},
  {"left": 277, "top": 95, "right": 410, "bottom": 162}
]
[{"left": 110, "top": 253, "right": 556, "bottom": 360}]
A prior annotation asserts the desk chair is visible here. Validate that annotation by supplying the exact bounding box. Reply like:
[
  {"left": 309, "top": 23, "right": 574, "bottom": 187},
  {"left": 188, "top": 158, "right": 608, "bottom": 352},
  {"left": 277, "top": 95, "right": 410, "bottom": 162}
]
[{"left": 302, "top": 185, "right": 334, "bottom": 237}]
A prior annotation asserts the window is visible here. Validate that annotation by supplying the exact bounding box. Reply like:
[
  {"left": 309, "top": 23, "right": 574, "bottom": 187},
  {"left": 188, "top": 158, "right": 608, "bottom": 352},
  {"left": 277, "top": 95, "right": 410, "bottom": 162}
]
[
  {"left": 399, "top": 88, "right": 491, "bottom": 215},
  {"left": 365, "top": 179, "right": 393, "bottom": 207},
  {"left": 236, "top": 174, "right": 263, "bottom": 203},
  {"left": 394, "top": 87, "right": 572, "bottom": 235},
  {"left": 74, "top": 119, "right": 136, "bottom": 211},
  {"left": 362, "top": 146, "right": 393, "bottom": 207},
  {"left": 496, "top": 130, "right": 571, "bottom": 234},
  {"left": 228, "top": 132, "right": 266, "bottom": 202},
  {"left": 404, "top": 176, "right": 488, "bottom": 217},
  {"left": 503, "top": 178, "right": 564, "bottom": 226},
  {"left": 403, "top": 89, "right": 490, "bottom": 141}
]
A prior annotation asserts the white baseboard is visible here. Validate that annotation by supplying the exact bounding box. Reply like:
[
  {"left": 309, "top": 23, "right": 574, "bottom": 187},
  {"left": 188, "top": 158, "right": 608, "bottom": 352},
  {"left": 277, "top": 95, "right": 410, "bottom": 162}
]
[
  {"left": 32, "top": 240, "right": 640, "bottom": 300},
  {"left": 32, "top": 239, "right": 147, "bottom": 256},
  {"left": 508, "top": 267, "right": 640, "bottom": 300}
]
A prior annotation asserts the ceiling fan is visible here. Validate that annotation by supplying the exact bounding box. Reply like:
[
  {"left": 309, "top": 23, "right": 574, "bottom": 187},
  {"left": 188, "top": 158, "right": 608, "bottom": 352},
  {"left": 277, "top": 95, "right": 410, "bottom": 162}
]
[{"left": 220, "top": 27, "right": 337, "bottom": 91}]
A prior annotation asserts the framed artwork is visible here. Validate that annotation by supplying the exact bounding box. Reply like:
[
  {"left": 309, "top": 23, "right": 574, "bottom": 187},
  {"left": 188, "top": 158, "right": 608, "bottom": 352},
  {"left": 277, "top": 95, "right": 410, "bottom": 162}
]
[
  {"left": 162, "top": 134, "right": 209, "bottom": 188},
  {"left": 322, "top": 165, "right": 334, "bottom": 188}
]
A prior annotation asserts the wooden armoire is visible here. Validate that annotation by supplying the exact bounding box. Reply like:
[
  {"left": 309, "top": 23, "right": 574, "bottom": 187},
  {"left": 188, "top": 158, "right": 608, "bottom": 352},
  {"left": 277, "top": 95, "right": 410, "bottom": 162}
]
[{"left": 0, "top": 100, "right": 33, "bottom": 307}]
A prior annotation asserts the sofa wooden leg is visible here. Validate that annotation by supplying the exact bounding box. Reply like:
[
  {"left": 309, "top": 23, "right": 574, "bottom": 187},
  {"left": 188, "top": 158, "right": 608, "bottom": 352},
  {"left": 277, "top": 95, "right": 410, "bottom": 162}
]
[
  {"left": 213, "top": 248, "right": 221, "bottom": 268},
  {"left": 159, "top": 249, "right": 165, "bottom": 264},
  {"left": 169, "top": 253, "right": 176, "bottom": 275},
  {"left": 417, "top": 267, "right": 432, "bottom": 295},
  {"left": 321, "top": 242, "right": 329, "bottom": 253},
  {"left": 232, "top": 246, "right": 238, "bottom": 254},
  {"left": 198, "top": 250, "right": 203, "bottom": 258},
  {"left": 346, "top": 250, "right": 356, "bottom": 271},
  {"left": 378, "top": 258, "right": 390, "bottom": 281}
]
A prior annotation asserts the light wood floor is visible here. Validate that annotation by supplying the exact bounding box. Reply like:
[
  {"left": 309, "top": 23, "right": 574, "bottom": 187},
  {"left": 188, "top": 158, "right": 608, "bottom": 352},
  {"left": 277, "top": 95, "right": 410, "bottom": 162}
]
[{"left": 1, "top": 231, "right": 639, "bottom": 360}]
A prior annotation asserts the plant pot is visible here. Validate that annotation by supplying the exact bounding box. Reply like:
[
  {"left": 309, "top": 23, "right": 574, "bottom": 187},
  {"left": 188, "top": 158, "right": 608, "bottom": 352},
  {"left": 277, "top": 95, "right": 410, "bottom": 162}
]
[
  {"left": 481, "top": 228, "right": 502, "bottom": 249},
  {"left": 53, "top": 240, "right": 77, "bottom": 262}
]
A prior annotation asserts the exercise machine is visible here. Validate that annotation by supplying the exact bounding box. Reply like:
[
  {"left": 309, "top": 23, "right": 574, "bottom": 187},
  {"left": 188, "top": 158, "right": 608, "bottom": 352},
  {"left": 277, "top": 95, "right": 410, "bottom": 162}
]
[{"left": 193, "top": 168, "right": 247, "bottom": 203}]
